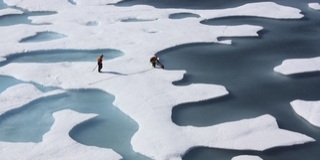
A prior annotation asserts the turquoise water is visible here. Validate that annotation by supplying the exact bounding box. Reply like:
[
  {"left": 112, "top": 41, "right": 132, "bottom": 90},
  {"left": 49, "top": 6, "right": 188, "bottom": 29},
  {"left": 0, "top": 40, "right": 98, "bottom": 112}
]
[
  {"left": 0, "top": 75, "right": 58, "bottom": 92},
  {"left": 19, "top": 31, "right": 67, "bottom": 43},
  {"left": 0, "top": 75, "right": 22, "bottom": 93},
  {"left": 0, "top": 3, "right": 145, "bottom": 159},
  {"left": 0, "top": 49, "right": 123, "bottom": 66},
  {"left": 0, "top": 11, "right": 55, "bottom": 26},
  {"left": 0, "top": 89, "right": 149, "bottom": 160}
]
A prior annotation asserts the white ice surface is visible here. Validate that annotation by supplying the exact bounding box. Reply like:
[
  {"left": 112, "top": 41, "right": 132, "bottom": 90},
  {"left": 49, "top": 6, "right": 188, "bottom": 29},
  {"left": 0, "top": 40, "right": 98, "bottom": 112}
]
[
  {"left": 0, "top": 1, "right": 315, "bottom": 160},
  {"left": 0, "top": 109, "right": 122, "bottom": 160},
  {"left": 308, "top": 3, "right": 320, "bottom": 10},
  {"left": 0, "top": 62, "right": 315, "bottom": 159},
  {"left": 274, "top": 57, "right": 320, "bottom": 75},
  {"left": 0, "top": 2, "right": 302, "bottom": 58},
  {"left": 291, "top": 100, "right": 320, "bottom": 128},
  {"left": 0, "top": 57, "right": 5, "bottom": 62},
  {"left": 232, "top": 155, "right": 263, "bottom": 160}
]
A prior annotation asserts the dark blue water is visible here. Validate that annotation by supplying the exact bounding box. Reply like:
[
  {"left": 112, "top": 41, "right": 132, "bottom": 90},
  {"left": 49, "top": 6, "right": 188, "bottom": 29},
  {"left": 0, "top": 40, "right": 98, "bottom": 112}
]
[
  {"left": 150, "top": 0, "right": 320, "bottom": 159},
  {"left": 116, "top": 0, "right": 317, "bottom": 10}
]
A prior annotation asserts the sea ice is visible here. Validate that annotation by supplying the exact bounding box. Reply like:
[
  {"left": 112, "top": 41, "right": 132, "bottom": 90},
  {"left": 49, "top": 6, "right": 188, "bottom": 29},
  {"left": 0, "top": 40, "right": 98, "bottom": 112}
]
[
  {"left": 232, "top": 155, "right": 263, "bottom": 160},
  {"left": 273, "top": 3, "right": 320, "bottom": 131},
  {"left": 0, "top": 8, "right": 22, "bottom": 16},
  {"left": 274, "top": 57, "right": 320, "bottom": 75},
  {"left": 308, "top": 3, "right": 320, "bottom": 10},
  {"left": 0, "top": 0, "right": 315, "bottom": 159},
  {"left": 0, "top": 57, "right": 5, "bottom": 62},
  {"left": 291, "top": 100, "right": 320, "bottom": 128},
  {"left": 273, "top": 54, "right": 320, "bottom": 153}
]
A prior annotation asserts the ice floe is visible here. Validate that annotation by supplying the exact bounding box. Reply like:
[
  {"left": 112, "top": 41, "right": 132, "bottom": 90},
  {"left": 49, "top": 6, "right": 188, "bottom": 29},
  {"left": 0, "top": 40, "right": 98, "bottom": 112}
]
[
  {"left": 291, "top": 100, "right": 320, "bottom": 128},
  {"left": 0, "top": 8, "right": 22, "bottom": 16},
  {"left": 308, "top": 3, "right": 320, "bottom": 10},
  {"left": 274, "top": 57, "right": 320, "bottom": 75},
  {"left": 232, "top": 155, "right": 263, "bottom": 160}
]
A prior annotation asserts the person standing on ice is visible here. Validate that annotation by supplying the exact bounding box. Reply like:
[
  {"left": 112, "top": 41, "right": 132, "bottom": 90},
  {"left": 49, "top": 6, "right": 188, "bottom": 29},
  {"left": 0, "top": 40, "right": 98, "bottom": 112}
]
[
  {"left": 97, "top": 54, "right": 103, "bottom": 72},
  {"left": 150, "top": 55, "right": 164, "bottom": 68}
]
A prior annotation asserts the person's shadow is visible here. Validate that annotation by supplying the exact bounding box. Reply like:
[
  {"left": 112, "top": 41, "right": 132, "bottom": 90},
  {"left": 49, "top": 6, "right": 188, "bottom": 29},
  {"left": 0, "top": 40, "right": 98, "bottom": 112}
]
[{"left": 100, "top": 71, "right": 127, "bottom": 76}]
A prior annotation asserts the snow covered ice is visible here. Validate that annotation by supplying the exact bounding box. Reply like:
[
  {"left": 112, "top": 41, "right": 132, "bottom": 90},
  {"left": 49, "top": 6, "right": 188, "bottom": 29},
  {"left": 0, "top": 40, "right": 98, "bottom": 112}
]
[
  {"left": 231, "top": 155, "right": 262, "bottom": 160},
  {"left": 274, "top": 57, "right": 320, "bottom": 76},
  {"left": 290, "top": 100, "right": 320, "bottom": 128},
  {"left": 308, "top": 3, "right": 320, "bottom": 10},
  {"left": 0, "top": 0, "right": 319, "bottom": 160},
  {"left": 275, "top": 57, "right": 320, "bottom": 128}
]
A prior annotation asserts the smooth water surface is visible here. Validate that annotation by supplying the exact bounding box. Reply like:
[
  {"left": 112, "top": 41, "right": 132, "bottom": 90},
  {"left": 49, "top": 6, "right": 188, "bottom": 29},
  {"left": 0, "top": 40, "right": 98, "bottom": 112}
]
[
  {"left": 0, "top": 11, "right": 56, "bottom": 26},
  {"left": 0, "top": 49, "right": 123, "bottom": 67},
  {"left": 19, "top": 31, "right": 67, "bottom": 43},
  {"left": 0, "top": 75, "right": 23, "bottom": 93},
  {"left": 0, "top": 75, "right": 58, "bottom": 93},
  {"left": 169, "top": 12, "right": 200, "bottom": 19},
  {"left": 0, "top": 89, "right": 149, "bottom": 160},
  {"left": 156, "top": 0, "right": 320, "bottom": 159}
]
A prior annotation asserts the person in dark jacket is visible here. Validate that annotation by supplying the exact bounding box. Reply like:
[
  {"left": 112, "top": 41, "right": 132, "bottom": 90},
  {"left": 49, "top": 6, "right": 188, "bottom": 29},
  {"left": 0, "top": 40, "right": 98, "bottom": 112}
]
[
  {"left": 150, "top": 55, "right": 164, "bottom": 68},
  {"left": 97, "top": 54, "right": 103, "bottom": 72}
]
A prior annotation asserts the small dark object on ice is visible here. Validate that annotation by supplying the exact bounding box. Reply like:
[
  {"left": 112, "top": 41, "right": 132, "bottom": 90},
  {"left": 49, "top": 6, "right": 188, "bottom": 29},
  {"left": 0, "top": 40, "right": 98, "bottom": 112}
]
[{"left": 150, "top": 55, "right": 164, "bottom": 69}]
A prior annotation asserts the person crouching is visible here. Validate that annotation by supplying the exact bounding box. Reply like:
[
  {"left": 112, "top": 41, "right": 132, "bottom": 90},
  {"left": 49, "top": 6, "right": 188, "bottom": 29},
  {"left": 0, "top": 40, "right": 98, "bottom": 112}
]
[{"left": 150, "top": 55, "right": 164, "bottom": 68}]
